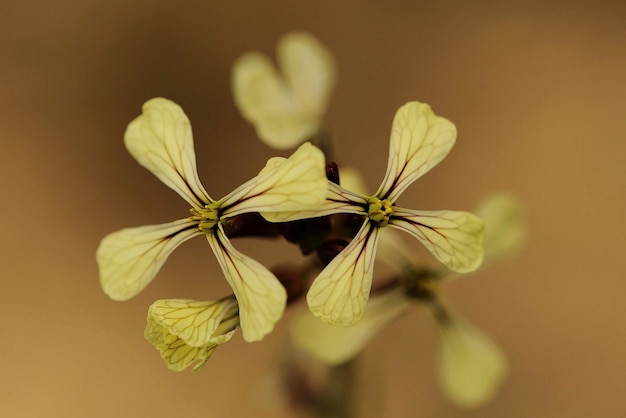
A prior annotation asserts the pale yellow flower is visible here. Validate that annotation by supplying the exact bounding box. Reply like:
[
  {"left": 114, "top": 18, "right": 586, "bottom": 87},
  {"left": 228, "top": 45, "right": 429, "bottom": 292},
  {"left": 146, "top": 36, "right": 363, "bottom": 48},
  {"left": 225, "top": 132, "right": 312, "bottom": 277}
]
[
  {"left": 145, "top": 297, "right": 239, "bottom": 373},
  {"left": 96, "top": 97, "right": 327, "bottom": 342},
  {"left": 296, "top": 101, "right": 484, "bottom": 326},
  {"left": 232, "top": 31, "right": 336, "bottom": 149}
]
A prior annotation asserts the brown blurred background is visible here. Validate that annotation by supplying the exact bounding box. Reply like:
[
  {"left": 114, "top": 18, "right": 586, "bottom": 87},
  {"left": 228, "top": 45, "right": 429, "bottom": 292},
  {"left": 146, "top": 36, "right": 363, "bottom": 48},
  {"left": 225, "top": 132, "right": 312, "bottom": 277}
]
[{"left": 1, "top": 1, "right": 625, "bottom": 417}]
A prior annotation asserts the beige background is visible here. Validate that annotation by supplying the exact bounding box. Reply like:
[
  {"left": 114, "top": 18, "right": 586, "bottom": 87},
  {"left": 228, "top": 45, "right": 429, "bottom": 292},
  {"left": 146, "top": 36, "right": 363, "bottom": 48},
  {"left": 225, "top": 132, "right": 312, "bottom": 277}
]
[{"left": 1, "top": 1, "right": 625, "bottom": 417}]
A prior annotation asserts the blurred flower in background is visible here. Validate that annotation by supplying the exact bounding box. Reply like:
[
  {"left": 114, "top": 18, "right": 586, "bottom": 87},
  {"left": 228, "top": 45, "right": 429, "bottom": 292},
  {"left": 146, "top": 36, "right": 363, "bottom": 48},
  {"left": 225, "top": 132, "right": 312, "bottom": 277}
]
[{"left": 232, "top": 32, "right": 336, "bottom": 150}]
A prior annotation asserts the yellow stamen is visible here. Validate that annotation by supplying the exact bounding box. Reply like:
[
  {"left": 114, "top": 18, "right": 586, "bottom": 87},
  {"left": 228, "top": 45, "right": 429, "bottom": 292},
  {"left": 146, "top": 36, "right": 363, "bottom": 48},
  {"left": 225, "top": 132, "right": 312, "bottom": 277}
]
[
  {"left": 189, "top": 203, "right": 220, "bottom": 233},
  {"left": 367, "top": 196, "right": 394, "bottom": 227}
]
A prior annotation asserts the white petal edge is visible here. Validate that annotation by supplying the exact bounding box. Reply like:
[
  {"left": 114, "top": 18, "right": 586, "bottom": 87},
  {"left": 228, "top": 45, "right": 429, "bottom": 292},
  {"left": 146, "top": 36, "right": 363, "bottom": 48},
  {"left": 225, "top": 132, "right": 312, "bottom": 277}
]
[
  {"left": 436, "top": 319, "right": 508, "bottom": 408},
  {"left": 219, "top": 142, "right": 328, "bottom": 218},
  {"left": 292, "top": 287, "right": 412, "bottom": 365},
  {"left": 307, "top": 221, "right": 380, "bottom": 326},
  {"left": 124, "top": 97, "right": 212, "bottom": 207},
  {"left": 206, "top": 226, "right": 286, "bottom": 342},
  {"left": 376, "top": 102, "right": 457, "bottom": 202},
  {"left": 389, "top": 208, "right": 484, "bottom": 273},
  {"left": 97, "top": 219, "right": 201, "bottom": 301}
]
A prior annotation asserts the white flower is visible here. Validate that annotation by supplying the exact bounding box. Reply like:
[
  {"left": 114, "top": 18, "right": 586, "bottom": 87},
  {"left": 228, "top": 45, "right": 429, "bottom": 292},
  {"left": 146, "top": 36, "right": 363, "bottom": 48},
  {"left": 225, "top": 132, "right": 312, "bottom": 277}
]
[
  {"left": 298, "top": 101, "right": 485, "bottom": 326},
  {"left": 96, "top": 97, "right": 327, "bottom": 342},
  {"left": 144, "top": 297, "right": 239, "bottom": 373},
  {"left": 232, "top": 31, "right": 336, "bottom": 149}
]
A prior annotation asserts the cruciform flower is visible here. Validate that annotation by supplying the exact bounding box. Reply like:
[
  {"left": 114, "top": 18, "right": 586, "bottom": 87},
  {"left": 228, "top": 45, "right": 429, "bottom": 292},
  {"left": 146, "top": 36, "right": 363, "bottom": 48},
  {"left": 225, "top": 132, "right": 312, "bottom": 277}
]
[
  {"left": 286, "top": 101, "right": 485, "bottom": 326},
  {"left": 96, "top": 97, "right": 327, "bottom": 342}
]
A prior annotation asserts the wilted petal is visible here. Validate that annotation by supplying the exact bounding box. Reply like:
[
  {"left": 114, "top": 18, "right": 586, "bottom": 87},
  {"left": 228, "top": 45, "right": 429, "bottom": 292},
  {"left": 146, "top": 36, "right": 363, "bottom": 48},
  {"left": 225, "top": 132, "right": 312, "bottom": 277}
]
[
  {"left": 124, "top": 97, "right": 212, "bottom": 208},
  {"left": 206, "top": 226, "right": 286, "bottom": 342},
  {"left": 436, "top": 319, "right": 508, "bottom": 408},
  {"left": 97, "top": 219, "right": 201, "bottom": 301},
  {"left": 376, "top": 102, "right": 457, "bottom": 202},
  {"left": 219, "top": 142, "right": 328, "bottom": 218},
  {"left": 292, "top": 287, "right": 412, "bottom": 365},
  {"left": 474, "top": 192, "right": 526, "bottom": 264},
  {"left": 389, "top": 208, "right": 484, "bottom": 273},
  {"left": 231, "top": 32, "right": 335, "bottom": 149},
  {"left": 307, "top": 221, "right": 380, "bottom": 326},
  {"left": 146, "top": 298, "right": 239, "bottom": 347}
]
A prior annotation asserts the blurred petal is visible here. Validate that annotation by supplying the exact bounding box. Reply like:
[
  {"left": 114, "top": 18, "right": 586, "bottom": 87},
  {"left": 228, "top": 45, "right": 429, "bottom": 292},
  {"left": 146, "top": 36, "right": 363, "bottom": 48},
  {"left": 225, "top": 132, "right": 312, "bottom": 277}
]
[
  {"left": 124, "top": 97, "right": 211, "bottom": 207},
  {"left": 292, "top": 287, "right": 412, "bottom": 365},
  {"left": 374, "top": 227, "right": 416, "bottom": 274},
  {"left": 307, "top": 221, "right": 380, "bottom": 326},
  {"left": 474, "top": 192, "right": 526, "bottom": 264},
  {"left": 389, "top": 208, "right": 484, "bottom": 273},
  {"left": 339, "top": 166, "right": 370, "bottom": 195},
  {"left": 231, "top": 32, "right": 335, "bottom": 149},
  {"left": 220, "top": 142, "right": 328, "bottom": 218},
  {"left": 146, "top": 298, "right": 239, "bottom": 347},
  {"left": 436, "top": 320, "right": 508, "bottom": 408},
  {"left": 97, "top": 219, "right": 201, "bottom": 301},
  {"left": 207, "top": 226, "right": 286, "bottom": 342},
  {"left": 278, "top": 31, "right": 335, "bottom": 119},
  {"left": 376, "top": 102, "right": 457, "bottom": 202}
]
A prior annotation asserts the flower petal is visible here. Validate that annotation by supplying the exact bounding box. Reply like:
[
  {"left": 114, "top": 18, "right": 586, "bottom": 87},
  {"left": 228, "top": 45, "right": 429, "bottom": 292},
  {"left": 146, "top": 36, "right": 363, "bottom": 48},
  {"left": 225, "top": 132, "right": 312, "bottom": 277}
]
[
  {"left": 124, "top": 97, "right": 212, "bottom": 207},
  {"left": 231, "top": 32, "right": 335, "bottom": 149},
  {"left": 97, "top": 219, "right": 201, "bottom": 300},
  {"left": 338, "top": 166, "right": 370, "bottom": 195},
  {"left": 262, "top": 181, "right": 367, "bottom": 223},
  {"left": 307, "top": 221, "right": 380, "bottom": 326},
  {"left": 292, "top": 287, "right": 412, "bottom": 365},
  {"left": 206, "top": 226, "right": 287, "bottom": 342},
  {"left": 436, "top": 319, "right": 508, "bottom": 408},
  {"left": 145, "top": 311, "right": 236, "bottom": 373},
  {"left": 389, "top": 208, "right": 484, "bottom": 273},
  {"left": 375, "top": 102, "right": 457, "bottom": 202},
  {"left": 219, "top": 142, "right": 328, "bottom": 219},
  {"left": 374, "top": 227, "right": 416, "bottom": 274},
  {"left": 146, "top": 298, "right": 239, "bottom": 347},
  {"left": 474, "top": 192, "right": 526, "bottom": 264},
  {"left": 278, "top": 31, "right": 335, "bottom": 120}
]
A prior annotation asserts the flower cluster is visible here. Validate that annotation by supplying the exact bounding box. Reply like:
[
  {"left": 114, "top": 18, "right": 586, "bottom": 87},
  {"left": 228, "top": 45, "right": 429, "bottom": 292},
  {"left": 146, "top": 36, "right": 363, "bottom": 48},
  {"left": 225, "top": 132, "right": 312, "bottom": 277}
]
[{"left": 97, "top": 31, "right": 522, "bottom": 408}]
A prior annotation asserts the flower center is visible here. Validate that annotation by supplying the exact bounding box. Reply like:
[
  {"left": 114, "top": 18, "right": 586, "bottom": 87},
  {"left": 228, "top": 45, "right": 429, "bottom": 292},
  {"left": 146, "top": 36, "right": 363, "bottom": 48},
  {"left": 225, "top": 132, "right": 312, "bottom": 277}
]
[
  {"left": 189, "top": 203, "right": 220, "bottom": 233},
  {"left": 367, "top": 196, "right": 394, "bottom": 227}
]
